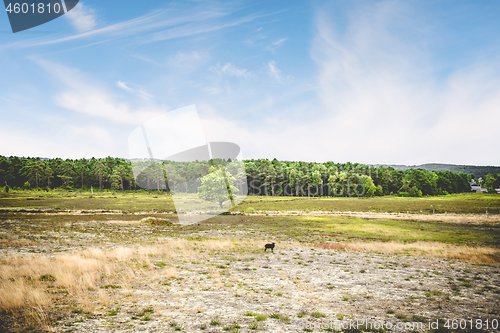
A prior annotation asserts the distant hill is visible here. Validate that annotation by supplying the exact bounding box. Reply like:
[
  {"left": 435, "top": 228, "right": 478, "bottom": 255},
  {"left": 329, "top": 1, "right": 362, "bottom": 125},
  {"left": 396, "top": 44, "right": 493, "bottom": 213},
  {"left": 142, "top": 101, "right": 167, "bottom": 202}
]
[{"left": 372, "top": 163, "right": 500, "bottom": 179}]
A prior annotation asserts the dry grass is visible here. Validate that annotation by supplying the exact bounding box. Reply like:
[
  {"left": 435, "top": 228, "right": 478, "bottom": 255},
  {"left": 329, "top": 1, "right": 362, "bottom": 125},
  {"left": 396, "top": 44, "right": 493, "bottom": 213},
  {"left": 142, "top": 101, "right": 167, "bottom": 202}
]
[
  {"left": 0, "top": 238, "right": 35, "bottom": 247},
  {"left": 164, "top": 266, "right": 177, "bottom": 279},
  {"left": 0, "top": 253, "right": 102, "bottom": 314},
  {"left": 1, "top": 229, "right": 498, "bottom": 332},
  {"left": 140, "top": 216, "right": 174, "bottom": 225},
  {"left": 209, "top": 267, "right": 220, "bottom": 279},
  {"left": 0, "top": 279, "right": 50, "bottom": 312},
  {"left": 0, "top": 238, "right": 237, "bottom": 315},
  {"left": 98, "top": 289, "right": 108, "bottom": 306},
  {"left": 314, "top": 241, "right": 500, "bottom": 264},
  {"left": 202, "top": 239, "right": 235, "bottom": 250}
]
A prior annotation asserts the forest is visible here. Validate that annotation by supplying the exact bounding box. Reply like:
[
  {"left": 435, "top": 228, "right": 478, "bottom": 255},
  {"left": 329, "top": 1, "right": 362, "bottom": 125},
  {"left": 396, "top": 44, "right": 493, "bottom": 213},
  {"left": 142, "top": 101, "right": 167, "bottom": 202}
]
[{"left": 1, "top": 155, "right": 495, "bottom": 197}]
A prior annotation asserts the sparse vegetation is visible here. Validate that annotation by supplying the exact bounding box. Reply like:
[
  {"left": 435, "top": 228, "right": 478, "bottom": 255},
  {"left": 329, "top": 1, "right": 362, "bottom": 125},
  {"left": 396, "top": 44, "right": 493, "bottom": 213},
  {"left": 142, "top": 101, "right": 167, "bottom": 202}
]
[
  {"left": 0, "top": 191, "right": 498, "bottom": 331},
  {"left": 210, "top": 317, "right": 221, "bottom": 326}
]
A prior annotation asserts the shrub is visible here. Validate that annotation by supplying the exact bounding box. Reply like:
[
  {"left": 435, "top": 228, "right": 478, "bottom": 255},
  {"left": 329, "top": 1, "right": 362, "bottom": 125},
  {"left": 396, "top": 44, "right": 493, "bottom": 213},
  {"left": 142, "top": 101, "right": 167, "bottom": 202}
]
[
  {"left": 311, "top": 312, "right": 325, "bottom": 318},
  {"left": 254, "top": 314, "right": 267, "bottom": 321},
  {"left": 39, "top": 274, "right": 56, "bottom": 281},
  {"left": 249, "top": 323, "right": 258, "bottom": 330},
  {"left": 140, "top": 217, "right": 173, "bottom": 225}
]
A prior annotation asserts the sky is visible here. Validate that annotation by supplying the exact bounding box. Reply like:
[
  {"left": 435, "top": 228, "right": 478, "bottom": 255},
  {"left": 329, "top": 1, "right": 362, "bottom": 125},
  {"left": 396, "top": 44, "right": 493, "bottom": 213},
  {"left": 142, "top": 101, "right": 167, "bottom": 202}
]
[{"left": 0, "top": 0, "right": 499, "bottom": 165}]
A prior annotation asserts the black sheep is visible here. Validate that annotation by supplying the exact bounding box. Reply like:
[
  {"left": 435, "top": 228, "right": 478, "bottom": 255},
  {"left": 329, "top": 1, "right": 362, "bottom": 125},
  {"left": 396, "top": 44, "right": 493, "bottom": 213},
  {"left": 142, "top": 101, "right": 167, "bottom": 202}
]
[{"left": 264, "top": 243, "right": 275, "bottom": 252}]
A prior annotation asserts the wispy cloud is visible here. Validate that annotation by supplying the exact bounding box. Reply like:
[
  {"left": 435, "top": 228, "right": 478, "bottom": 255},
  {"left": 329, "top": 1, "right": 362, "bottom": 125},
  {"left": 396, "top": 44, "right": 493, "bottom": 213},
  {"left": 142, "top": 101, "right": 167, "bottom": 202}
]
[
  {"left": 33, "top": 58, "right": 162, "bottom": 125},
  {"left": 211, "top": 62, "right": 251, "bottom": 78},
  {"left": 116, "top": 81, "right": 154, "bottom": 100},
  {"left": 4, "top": 3, "right": 271, "bottom": 50},
  {"left": 167, "top": 51, "right": 208, "bottom": 68},
  {"left": 306, "top": 1, "right": 500, "bottom": 164},
  {"left": 202, "top": 86, "right": 221, "bottom": 95},
  {"left": 116, "top": 81, "right": 134, "bottom": 93},
  {"left": 272, "top": 38, "right": 287, "bottom": 46},
  {"left": 1, "top": 10, "right": 163, "bottom": 49},
  {"left": 267, "top": 61, "right": 281, "bottom": 81},
  {"left": 199, "top": 2, "right": 500, "bottom": 166},
  {"left": 265, "top": 38, "right": 288, "bottom": 52},
  {"left": 65, "top": 2, "right": 97, "bottom": 32},
  {"left": 143, "top": 13, "right": 265, "bottom": 45}
]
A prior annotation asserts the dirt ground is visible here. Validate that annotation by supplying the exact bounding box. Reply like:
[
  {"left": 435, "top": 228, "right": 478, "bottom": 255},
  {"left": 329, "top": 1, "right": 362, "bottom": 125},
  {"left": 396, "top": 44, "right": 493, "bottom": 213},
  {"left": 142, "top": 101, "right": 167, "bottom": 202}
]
[{"left": 1, "top": 216, "right": 499, "bottom": 333}]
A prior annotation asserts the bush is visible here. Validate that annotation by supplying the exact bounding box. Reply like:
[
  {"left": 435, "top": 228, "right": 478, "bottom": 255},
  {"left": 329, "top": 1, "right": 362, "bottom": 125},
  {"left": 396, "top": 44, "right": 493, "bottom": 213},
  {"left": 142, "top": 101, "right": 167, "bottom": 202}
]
[
  {"left": 248, "top": 323, "right": 258, "bottom": 330},
  {"left": 254, "top": 314, "right": 267, "bottom": 321},
  {"left": 408, "top": 186, "right": 423, "bottom": 197},
  {"left": 375, "top": 185, "right": 384, "bottom": 196},
  {"left": 39, "top": 274, "right": 56, "bottom": 281},
  {"left": 140, "top": 217, "right": 174, "bottom": 226}
]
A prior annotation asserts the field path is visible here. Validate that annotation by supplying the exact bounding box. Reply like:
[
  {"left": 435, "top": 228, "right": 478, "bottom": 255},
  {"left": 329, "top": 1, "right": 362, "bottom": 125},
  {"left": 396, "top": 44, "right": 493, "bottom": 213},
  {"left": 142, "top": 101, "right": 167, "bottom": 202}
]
[{"left": 235, "top": 210, "right": 500, "bottom": 224}]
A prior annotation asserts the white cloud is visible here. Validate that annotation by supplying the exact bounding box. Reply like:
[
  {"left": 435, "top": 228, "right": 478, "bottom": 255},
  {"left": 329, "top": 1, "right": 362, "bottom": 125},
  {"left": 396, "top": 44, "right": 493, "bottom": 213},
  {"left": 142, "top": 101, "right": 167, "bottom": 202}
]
[
  {"left": 138, "top": 90, "right": 154, "bottom": 99},
  {"left": 305, "top": 2, "right": 500, "bottom": 164},
  {"left": 116, "top": 81, "right": 154, "bottom": 100},
  {"left": 116, "top": 81, "right": 134, "bottom": 93},
  {"left": 221, "top": 63, "right": 249, "bottom": 77},
  {"left": 272, "top": 38, "right": 287, "bottom": 46},
  {"left": 202, "top": 86, "right": 221, "bottom": 95},
  {"left": 266, "top": 38, "right": 287, "bottom": 51},
  {"left": 211, "top": 62, "right": 250, "bottom": 77},
  {"left": 168, "top": 51, "right": 208, "bottom": 68},
  {"left": 34, "top": 59, "right": 162, "bottom": 125},
  {"left": 5, "top": 3, "right": 268, "bottom": 50},
  {"left": 0, "top": 124, "right": 120, "bottom": 159},
  {"left": 267, "top": 61, "right": 281, "bottom": 81},
  {"left": 65, "top": 2, "right": 97, "bottom": 32},
  {"left": 197, "top": 2, "right": 500, "bottom": 166}
]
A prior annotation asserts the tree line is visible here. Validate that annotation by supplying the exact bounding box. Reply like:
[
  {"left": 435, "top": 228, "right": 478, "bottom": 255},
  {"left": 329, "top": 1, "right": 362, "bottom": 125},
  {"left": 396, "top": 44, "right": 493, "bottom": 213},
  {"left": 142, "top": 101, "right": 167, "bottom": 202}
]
[
  {"left": 0, "top": 156, "right": 133, "bottom": 193},
  {"left": 0, "top": 155, "right": 493, "bottom": 197},
  {"left": 243, "top": 159, "right": 474, "bottom": 197}
]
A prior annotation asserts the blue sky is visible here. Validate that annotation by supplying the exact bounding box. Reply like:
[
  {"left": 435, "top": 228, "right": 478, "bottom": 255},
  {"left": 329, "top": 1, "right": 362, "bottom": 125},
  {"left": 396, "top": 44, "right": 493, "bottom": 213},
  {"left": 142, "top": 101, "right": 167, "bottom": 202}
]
[{"left": 0, "top": 0, "right": 499, "bottom": 165}]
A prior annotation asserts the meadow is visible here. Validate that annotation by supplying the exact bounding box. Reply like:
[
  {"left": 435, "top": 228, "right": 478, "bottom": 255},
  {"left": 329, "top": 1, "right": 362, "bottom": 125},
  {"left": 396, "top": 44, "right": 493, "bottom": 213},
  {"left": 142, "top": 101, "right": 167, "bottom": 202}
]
[
  {"left": 0, "top": 191, "right": 499, "bottom": 332},
  {"left": 1, "top": 191, "right": 499, "bottom": 214}
]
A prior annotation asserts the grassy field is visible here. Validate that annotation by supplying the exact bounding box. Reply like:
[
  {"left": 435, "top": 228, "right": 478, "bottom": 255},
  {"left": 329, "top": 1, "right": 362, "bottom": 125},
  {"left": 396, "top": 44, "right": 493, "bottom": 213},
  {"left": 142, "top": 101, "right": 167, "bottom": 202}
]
[
  {"left": 237, "top": 193, "right": 500, "bottom": 215},
  {"left": 1, "top": 191, "right": 499, "bottom": 332},
  {"left": 1, "top": 191, "right": 499, "bottom": 214}
]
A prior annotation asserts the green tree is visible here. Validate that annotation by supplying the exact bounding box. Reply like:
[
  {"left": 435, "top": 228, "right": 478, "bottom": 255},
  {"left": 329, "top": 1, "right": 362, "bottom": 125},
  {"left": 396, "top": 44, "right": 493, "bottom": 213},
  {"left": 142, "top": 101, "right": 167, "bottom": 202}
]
[
  {"left": 93, "top": 159, "right": 109, "bottom": 192},
  {"left": 110, "top": 163, "right": 132, "bottom": 194},
  {"left": 21, "top": 160, "right": 45, "bottom": 190},
  {"left": 74, "top": 159, "right": 90, "bottom": 190},
  {"left": 358, "top": 175, "right": 376, "bottom": 196},
  {"left": 109, "top": 168, "right": 121, "bottom": 194},
  {"left": 484, "top": 173, "right": 500, "bottom": 193},
  {"left": 58, "top": 160, "right": 75, "bottom": 190},
  {"left": 311, "top": 169, "right": 323, "bottom": 197},
  {"left": 44, "top": 164, "right": 53, "bottom": 189},
  {"left": 197, "top": 166, "right": 238, "bottom": 208},
  {"left": 328, "top": 171, "right": 348, "bottom": 196}
]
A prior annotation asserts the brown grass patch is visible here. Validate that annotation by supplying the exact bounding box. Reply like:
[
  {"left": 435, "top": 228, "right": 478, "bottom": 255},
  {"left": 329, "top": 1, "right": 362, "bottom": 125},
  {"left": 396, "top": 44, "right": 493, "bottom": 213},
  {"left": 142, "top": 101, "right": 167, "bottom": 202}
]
[
  {"left": 140, "top": 216, "right": 174, "bottom": 225},
  {"left": 164, "top": 266, "right": 178, "bottom": 279},
  {"left": 313, "top": 241, "right": 500, "bottom": 264},
  {"left": 0, "top": 238, "right": 237, "bottom": 313},
  {"left": 0, "top": 238, "right": 35, "bottom": 247}
]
